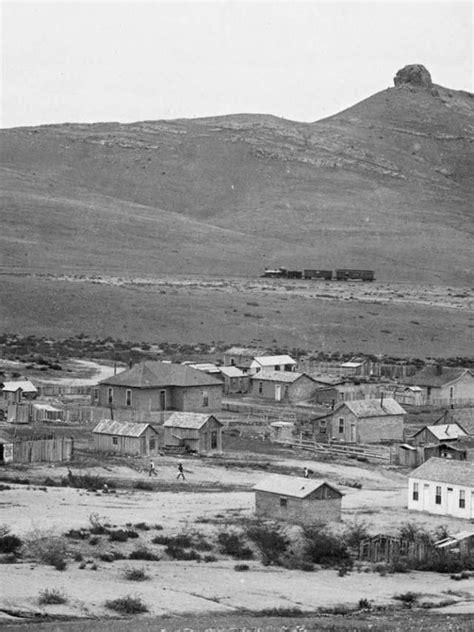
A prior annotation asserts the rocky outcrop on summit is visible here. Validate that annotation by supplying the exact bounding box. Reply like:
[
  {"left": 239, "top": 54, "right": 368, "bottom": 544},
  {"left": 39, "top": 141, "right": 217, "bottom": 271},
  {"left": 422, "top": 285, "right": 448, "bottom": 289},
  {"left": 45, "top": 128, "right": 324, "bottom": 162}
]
[{"left": 393, "top": 64, "right": 432, "bottom": 88}]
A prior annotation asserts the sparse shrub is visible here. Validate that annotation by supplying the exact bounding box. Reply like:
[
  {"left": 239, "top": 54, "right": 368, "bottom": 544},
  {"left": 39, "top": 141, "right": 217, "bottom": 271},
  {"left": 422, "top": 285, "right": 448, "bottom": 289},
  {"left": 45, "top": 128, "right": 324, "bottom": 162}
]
[
  {"left": 0, "top": 484, "right": 12, "bottom": 491},
  {"left": 255, "top": 607, "right": 304, "bottom": 617},
  {"left": 133, "top": 481, "right": 154, "bottom": 491},
  {"left": 24, "top": 532, "right": 68, "bottom": 570},
  {"left": 153, "top": 524, "right": 163, "bottom": 530},
  {"left": 393, "top": 591, "right": 418, "bottom": 606},
  {"left": 303, "top": 525, "right": 351, "bottom": 568},
  {"left": 109, "top": 529, "right": 132, "bottom": 542},
  {"left": 90, "top": 563, "right": 98, "bottom": 570},
  {"left": 65, "top": 528, "right": 88, "bottom": 540},
  {"left": 124, "top": 567, "right": 150, "bottom": 581},
  {"left": 358, "top": 598, "right": 371, "bottom": 610},
  {"left": 165, "top": 546, "right": 201, "bottom": 561},
  {"left": 246, "top": 525, "right": 287, "bottom": 566},
  {"left": 0, "top": 533, "right": 22, "bottom": 555},
  {"left": 218, "top": 532, "right": 254, "bottom": 561},
  {"left": 88, "top": 513, "right": 109, "bottom": 535},
  {"left": 105, "top": 595, "right": 148, "bottom": 614},
  {"left": 73, "top": 552, "right": 83, "bottom": 562},
  {"left": 344, "top": 519, "right": 370, "bottom": 550},
  {"left": 38, "top": 588, "right": 67, "bottom": 605},
  {"left": 234, "top": 563, "right": 249, "bottom": 571},
  {"left": 204, "top": 554, "right": 217, "bottom": 563},
  {"left": 89, "top": 536, "right": 100, "bottom": 546},
  {"left": 134, "top": 522, "right": 150, "bottom": 531},
  {"left": 129, "top": 547, "right": 160, "bottom": 561}
]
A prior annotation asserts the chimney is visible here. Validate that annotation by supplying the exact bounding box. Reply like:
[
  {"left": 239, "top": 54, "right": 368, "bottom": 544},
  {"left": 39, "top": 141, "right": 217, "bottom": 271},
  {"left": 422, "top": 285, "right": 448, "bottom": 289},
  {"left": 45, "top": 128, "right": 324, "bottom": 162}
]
[
  {"left": 114, "top": 362, "right": 117, "bottom": 375},
  {"left": 436, "top": 364, "right": 442, "bottom": 376}
]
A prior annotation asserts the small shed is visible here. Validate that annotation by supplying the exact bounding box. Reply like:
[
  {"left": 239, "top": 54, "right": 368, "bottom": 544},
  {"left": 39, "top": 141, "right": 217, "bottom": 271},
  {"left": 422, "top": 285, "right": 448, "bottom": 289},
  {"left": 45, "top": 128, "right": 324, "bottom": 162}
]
[
  {"left": 270, "top": 421, "right": 295, "bottom": 443},
  {"left": 219, "top": 366, "right": 249, "bottom": 394},
  {"left": 92, "top": 420, "right": 159, "bottom": 455},
  {"left": 163, "top": 412, "right": 223, "bottom": 454},
  {"left": 413, "top": 424, "right": 467, "bottom": 446},
  {"left": 253, "top": 474, "right": 343, "bottom": 525},
  {"left": 2, "top": 380, "right": 38, "bottom": 404}
]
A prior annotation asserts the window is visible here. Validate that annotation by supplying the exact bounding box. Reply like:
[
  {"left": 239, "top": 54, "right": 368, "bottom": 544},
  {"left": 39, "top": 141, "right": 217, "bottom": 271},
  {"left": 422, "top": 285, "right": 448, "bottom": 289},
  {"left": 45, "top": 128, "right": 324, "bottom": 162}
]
[
  {"left": 108, "top": 387, "right": 113, "bottom": 404},
  {"left": 279, "top": 497, "right": 288, "bottom": 508},
  {"left": 93, "top": 388, "right": 99, "bottom": 400},
  {"left": 202, "top": 391, "right": 209, "bottom": 407},
  {"left": 412, "top": 482, "right": 419, "bottom": 501},
  {"left": 258, "top": 381, "right": 263, "bottom": 395},
  {"left": 283, "top": 386, "right": 289, "bottom": 400},
  {"left": 275, "top": 365, "right": 280, "bottom": 371},
  {"left": 338, "top": 418, "right": 344, "bottom": 434},
  {"left": 459, "top": 490, "right": 466, "bottom": 509},
  {"left": 319, "top": 419, "right": 327, "bottom": 434},
  {"left": 435, "top": 486, "right": 442, "bottom": 505},
  {"left": 211, "top": 431, "right": 218, "bottom": 449},
  {"left": 126, "top": 389, "right": 132, "bottom": 406},
  {"left": 230, "top": 359, "right": 235, "bottom": 366},
  {"left": 149, "top": 438, "right": 156, "bottom": 451},
  {"left": 112, "top": 437, "right": 118, "bottom": 445}
]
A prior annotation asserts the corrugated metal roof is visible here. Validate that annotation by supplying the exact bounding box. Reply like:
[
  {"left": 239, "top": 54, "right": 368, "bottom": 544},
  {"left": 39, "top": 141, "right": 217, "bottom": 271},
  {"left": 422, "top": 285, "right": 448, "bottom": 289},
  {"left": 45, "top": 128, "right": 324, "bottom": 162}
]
[
  {"left": 219, "top": 366, "right": 245, "bottom": 378},
  {"left": 251, "top": 371, "right": 304, "bottom": 383},
  {"left": 2, "top": 380, "right": 38, "bottom": 393},
  {"left": 420, "top": 424, "right": 467, "bottom": 441},
  {"left": 403, "top": 367, "right": 472, "bottom": 388},
  {"left": 163, "top": 412, "right": 223, "bottom": 429},
  {"left": 342, "top": 398, "right": 406, "bottom": 417},
  {"left": 410, "top": 458, "right": 474, "bottom": 487},
  {"left": 253, "top": 355, "right": 297, "bottom": 366},
  {"left": 92, "top": 420, "right": 157, "bottom": 437},
  {"left": 253, "top": 474, "right": 342, "bottom": 498},
  {"left": 99, "top": 361, "right": 223, "bottom": 388}
]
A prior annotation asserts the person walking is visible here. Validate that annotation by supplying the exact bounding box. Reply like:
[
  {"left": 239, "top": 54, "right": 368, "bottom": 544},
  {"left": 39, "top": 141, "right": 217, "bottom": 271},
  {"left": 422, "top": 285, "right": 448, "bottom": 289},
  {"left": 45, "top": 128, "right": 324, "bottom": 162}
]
[
  {"left": 176, "top": 462, "right": 185, "bottom": 480},
  {"left": 303, "top": 467, "right": 309, "bottom": 479},
  {"left": 149, "top": 460, "right": 158, "bottom": 477}
]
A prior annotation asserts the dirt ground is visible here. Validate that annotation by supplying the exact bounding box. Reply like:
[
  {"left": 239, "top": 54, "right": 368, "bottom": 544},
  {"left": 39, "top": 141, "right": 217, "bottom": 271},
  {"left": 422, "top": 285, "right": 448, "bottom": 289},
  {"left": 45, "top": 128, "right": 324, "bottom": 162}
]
[{"left": 1, "top": 453, "right": 473, "bottom": 623}]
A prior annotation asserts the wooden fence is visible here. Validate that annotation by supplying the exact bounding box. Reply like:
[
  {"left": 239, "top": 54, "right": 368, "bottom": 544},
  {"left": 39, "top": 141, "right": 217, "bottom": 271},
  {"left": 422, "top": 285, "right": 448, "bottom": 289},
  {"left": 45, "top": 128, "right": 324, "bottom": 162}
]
[
  {"left": 64, "top": 406, "right": 166, "bottom": 424},
  {"left": 3, "top": 436, "right": 74, "bottom": 463},
  {"left": 274, "top": 436, "right": 393, "bottom": 462},
  {"left": 359, "top": 534, "right": 474, "bottom": 565}
]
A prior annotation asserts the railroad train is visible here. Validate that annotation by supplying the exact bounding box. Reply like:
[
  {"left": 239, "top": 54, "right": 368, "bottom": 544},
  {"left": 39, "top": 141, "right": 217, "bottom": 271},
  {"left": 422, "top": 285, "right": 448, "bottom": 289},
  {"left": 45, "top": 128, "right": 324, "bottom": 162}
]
[{"left": 261, "top": 267, "right": 375, "bottom": 282}]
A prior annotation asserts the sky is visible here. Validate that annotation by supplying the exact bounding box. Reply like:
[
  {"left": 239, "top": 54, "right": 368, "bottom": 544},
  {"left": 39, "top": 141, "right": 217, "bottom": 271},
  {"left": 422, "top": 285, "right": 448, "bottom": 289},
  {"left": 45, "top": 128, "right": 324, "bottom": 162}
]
[{"left": 1, "top": 1, "right": 472, "bottom": 128}]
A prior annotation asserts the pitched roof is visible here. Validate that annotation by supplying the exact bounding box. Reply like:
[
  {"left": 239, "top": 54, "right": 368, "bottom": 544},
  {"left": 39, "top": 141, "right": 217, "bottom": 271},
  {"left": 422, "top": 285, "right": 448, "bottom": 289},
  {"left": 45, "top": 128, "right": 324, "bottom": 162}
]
[
  {"left": 448, "top": 408, "right": 474, "bottom": 435},
  {"left": 253, "top": 355, "right": 297, "bottom": 366},
  {"left": 219, "top": 366, "right": 245, "bottom": 378},
  {"left": 341, "top": 398, "right": 406, "bottom": 417},
  {"left": 309, "top": 372, "right": 346, "bottom": 386},
  {"left": 186, "top": 362, "right": 221, "bottom": 374},
  {"left": 251, "top": 371, "right": 306, "bottom": 383},
  {"left": 99, "top": 361, "right": 223, "bottom": 388},
  {"left": 163, "top": 412, "right": 222, "bottom": 429},
  {"left": 403, "top": 366, "right": 472, "bottom": 388},
  {"left": 92, "top": 420, "right": 158, "bottom": 437},
  {"left": 410, "top": 457, "right": 474, "bottom": 487},
  {"left": 224, "top": 347, "right": 264, "bottom": 356},
  {"left": 253, "top": 474, "right": 342, "bottom": 498},
  {"left": 2, "top": 380, "right": 38, "bottom": 393},
  {"left": 415, "top": 424, "right": 467, "bottom": 441}
]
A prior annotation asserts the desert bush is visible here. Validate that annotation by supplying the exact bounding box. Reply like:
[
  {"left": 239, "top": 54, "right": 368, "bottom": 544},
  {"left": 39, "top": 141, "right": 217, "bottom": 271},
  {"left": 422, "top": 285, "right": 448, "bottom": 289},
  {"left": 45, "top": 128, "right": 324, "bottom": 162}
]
[
  {"left": 104, "top": 595, "right": 148, "bottom": 614},
  {"left": 88, "top": 513, "right": 109, "bottom": 535},
  {"left": 358, "top": 598, "right": 371, "bottom": 610},
  {"left": 218, "top": 532, "right": 254, "bottom": 560},
  {"left": 254, "top": 607, "right": 304, "bottom": 617},
  {"left": 344, "top": 519, "right": 370, "bottom": 549},
  {"left": 204, "top": 554, "right": 217, "bottom": 563},
  {"left": 0, "top": 533, "right": 23, "bottom": 555},
  {"left": 234, "top": 563, "right": 249, "bottom": 571},
  {"left": 109, "top": 529, "right": 139, "bottom": 542},
  {"left": 165, "top": 545, "right": 201, "bottom": 561},
  {"left": 0, "top": 484, "right": 12, "bottom": 491},
  {"left": 133, "top": 481, "right": 154, "bottom": 491},
  {"left": 303, "top": 525, "right": 351, "bottom": 568},
  {"left": 393, "top": 591, "right": 418, "bottom": 606},
  {"left": 129, "top": 547, "right": 160, "bottom": 561},
  {"left": 24, "top": 532, "right": 68, "bottom": 570},
  {"left": 398, "top": 522, "right": 431, "bottom": 543},
  {"left": 134, "top": 522, "right": 150, "bottom": 531},
  {"left": 65, "top": 528, "right": 89, "bottom": 540},
  {"left": 38, "top": 588, "right": 68, "bottom": 605},
  {"left": 123, "top": 567, "right": 150, "bottom": 581},
  {"left": 246, "top": 525, "right": 287, "bottom": 566}
]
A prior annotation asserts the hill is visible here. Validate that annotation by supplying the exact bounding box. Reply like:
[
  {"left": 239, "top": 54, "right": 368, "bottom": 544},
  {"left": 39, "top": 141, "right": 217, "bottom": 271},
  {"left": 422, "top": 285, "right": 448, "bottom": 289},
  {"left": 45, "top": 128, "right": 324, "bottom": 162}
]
[{"left": 1, "top": 65, "right": 473, "bottom": 284}]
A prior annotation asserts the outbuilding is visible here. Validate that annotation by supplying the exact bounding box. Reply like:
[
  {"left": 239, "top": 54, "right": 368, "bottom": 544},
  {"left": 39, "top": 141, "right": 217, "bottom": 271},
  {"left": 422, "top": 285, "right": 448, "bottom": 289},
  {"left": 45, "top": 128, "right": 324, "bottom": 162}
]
[
  {"left": 412, "top": 423, "right": 467, "bottom": 446},
  {"left": 250, "top": 355, "right": 297, "bottom": 374},
  {"left": 92, "top": 420, "right": 159, "bottom": 455},
  {"left": 163, "top": 412, "right": 223, "bottom": 454},
  {"left": 253, "top": 474, "right": 343, "bottom": 525},
  {"left": 250, "top": 371, "right": 320, "bottom": 403},
  {"left": 218, "top": 365, "right": 249, "bottom": 394},
  {"left": 408, "top": 458, "right": 474, "bottom": 519}
]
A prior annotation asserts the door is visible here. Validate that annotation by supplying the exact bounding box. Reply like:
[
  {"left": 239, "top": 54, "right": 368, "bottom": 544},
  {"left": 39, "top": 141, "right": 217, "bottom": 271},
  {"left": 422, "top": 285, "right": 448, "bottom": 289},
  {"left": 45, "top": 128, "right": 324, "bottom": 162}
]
[
  {"left": 275, "top": 384, "right": 282, "bottom": 402},
  {"left": 471, "top": 492, "right": 474, "bottom": 519},
  {"left": 211, "top": 431, "right": 218, "bottom": 450},
  {"left": 159, "top": 390, "right": 166, "bottom": 410},
  {"left": 350, "top": 423, "right": 356, "bottom": 442}
]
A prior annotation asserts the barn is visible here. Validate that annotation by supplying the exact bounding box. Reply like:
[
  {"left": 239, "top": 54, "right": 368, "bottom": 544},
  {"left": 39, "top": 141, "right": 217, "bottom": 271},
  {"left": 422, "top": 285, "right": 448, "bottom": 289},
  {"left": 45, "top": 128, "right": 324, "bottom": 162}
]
[
  {"left": 163, "top": 412, "right": 223, "bottom": 454},
  {"left": 253, "top": 474, "right": 343, "bottom": 525},
  {"left": 92, "top": 420, "right": 159, "bottom": 456}
]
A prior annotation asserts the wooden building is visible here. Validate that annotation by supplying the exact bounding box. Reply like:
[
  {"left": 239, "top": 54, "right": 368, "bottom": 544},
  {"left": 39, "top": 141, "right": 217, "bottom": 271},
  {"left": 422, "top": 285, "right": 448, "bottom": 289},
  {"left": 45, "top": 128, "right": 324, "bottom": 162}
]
[
  {"left": 163, "top": 412, "right": 223, "bottom": 454},
  {"left": 312, "top": 397, "right": 406, "bottom": 444},
  {"left": 92, "top": 420, "right": 159, "bottom": 456},
  {"left": 250, "top": 371, "right": 320, "bottom": 403},
  {"left": 94, "top": 361, "right": 223, "bottom": 413},
  {"left": 1, "top": 380, "right": 38, "bottom": 404},
  {"left": 403, "top": 366, "right": 474, "bottom": 406},
  {"left": 253, "top": 474, "right": 343, "bottom": 525},
  {"left": 250, "top": 355, "right": 297, "bottom": 374},
  {"left": 398, "top": 442, "right": 467, "bottom": 468},
  {"left": 218, "top": 366, "right": 249, "bottom": 394},
  {"left": 412, "top": 424, "right": 467, "bottom": 446},
  {"left": 408, "top": 458, "right": 474, "bottom": 519},
  {"left": 222, "top": 347, "right": 265, "bottom": 370}
]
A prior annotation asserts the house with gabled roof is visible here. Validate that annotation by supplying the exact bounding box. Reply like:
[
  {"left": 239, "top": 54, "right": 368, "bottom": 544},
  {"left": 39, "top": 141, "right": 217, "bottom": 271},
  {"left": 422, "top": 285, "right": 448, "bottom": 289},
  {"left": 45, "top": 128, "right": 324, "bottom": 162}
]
[
  {"left": 218, "top": 365, "right": 249, "bottom": 394},
  {"left": 250, "top": 371, "right": 327, "bottom": 403},
  {"left": 412, "top": 423, "right": 467, "bottom": 446},
  {"left": 408, "top": 458, "right": 474, "bottom": 519},
  {"left": 94, "top": 361, "right": 222, "bottom": 413},
  {"left": 312, "top": 397, "right": 406, "bottom": 444},
  {"left": 163, "top": 412, "right": 223, "bottom": 453},
  {"left": 250, "top": 355, "right": 297, "bottom": 374},
  {"left": 1, "top": 379, "right": 38, "bottom": 404},
  {"left": 222, "top": 347, "right": 265, "bottom": 370},
  {"left": 253, "top": 474, "right": 343, "bottom": 525},
  {"left": 92, "top": 420, "right": 159, "bottom": 455},
  {"left": 402, "top": 366, "right": 474, "bottom": 406}
]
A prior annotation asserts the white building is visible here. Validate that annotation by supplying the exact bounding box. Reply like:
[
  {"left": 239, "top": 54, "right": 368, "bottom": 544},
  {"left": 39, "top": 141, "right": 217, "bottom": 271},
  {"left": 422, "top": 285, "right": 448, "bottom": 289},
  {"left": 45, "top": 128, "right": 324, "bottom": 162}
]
[
  {"left": 250, "top": 355, "right": 297, "bottom": 374},
  {"left": 408, "top": 458, "right": 474, "bottom": 520}
]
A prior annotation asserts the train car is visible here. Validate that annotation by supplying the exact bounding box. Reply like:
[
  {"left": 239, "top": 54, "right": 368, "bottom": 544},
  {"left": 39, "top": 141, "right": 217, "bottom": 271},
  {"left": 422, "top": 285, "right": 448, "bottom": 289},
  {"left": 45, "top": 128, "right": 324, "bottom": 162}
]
[
  {"left": 335, "top": 269, "right": 374, "bottom": 282},
  {"left": 286, "top": 270, "right": 303, "bottom": 279},
  {"left": 261, "top": 267, "right": 288, "bottom": 278},
  {"left": 303, "top": 269, "right": 333, "bottom": 281}
]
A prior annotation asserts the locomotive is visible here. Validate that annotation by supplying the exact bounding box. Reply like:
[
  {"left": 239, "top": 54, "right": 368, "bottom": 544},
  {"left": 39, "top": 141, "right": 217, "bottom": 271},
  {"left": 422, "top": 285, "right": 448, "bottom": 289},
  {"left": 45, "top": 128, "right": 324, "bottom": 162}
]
[{"left": 261, "top": 267, "right": 374, "bottom": 282}]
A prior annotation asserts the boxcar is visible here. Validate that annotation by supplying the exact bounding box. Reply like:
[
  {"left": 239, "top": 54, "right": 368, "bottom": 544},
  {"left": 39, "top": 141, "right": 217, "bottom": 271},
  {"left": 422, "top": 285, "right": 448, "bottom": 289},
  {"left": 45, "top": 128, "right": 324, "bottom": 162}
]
[
  {"left": 303, "top": 269, "right": 333, "bottom": 280},
  {"left": 286, "top": 270, "right": 303, "bottom": 279},
  {"left": 335, "top": 269, "right": 374, "bottom": 282}
]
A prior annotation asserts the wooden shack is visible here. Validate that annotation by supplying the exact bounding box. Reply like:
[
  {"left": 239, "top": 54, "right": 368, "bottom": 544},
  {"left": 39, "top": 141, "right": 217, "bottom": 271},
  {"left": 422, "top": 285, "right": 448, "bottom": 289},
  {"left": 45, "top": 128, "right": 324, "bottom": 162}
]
[
  {"left": 253, "top": 474, "right": 343, "bottom": 525},
  {"left": 163, "top": 412, "right": 223, "bottom": 454},
  {"left": 92, "top": 420, "right": 159, "bottom": 455}
]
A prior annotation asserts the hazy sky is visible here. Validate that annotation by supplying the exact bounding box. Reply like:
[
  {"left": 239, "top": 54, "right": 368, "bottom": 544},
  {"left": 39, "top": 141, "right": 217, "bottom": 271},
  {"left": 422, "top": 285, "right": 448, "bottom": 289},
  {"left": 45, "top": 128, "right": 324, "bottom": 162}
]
[{"left": 1, "top": 1, "right": 472, "bottom": 128}]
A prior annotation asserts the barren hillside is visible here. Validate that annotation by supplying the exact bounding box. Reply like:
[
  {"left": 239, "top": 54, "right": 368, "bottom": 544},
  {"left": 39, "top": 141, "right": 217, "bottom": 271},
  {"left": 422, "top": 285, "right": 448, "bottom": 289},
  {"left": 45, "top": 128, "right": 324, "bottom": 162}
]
[{"left": 1, "top": 66, "right": 473, "bottom": 283}]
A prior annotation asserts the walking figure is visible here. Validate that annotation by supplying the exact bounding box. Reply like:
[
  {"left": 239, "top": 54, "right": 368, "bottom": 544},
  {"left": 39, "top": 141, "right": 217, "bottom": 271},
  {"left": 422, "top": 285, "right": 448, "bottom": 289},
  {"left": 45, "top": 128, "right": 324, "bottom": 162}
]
[
  {"left": 303, "top": 467, "right": 309, "bottom": 479},
  {"left": 149, "top": 461, "right": 158, "bottom": 477},
  {"left": 176, "top": 462, "right": 185, "bottom": 480}
]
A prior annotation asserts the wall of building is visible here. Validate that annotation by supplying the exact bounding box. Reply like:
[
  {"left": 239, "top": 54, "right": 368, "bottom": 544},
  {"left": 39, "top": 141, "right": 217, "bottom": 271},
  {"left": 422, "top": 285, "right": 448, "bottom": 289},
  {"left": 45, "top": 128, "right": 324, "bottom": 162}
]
[
  {"left": 93, "top": 428, "right": 158, "bottom": 455},
  {"left": 255, "top": 491, "right": 341, "bottom": 525},
  {"left": 357, "top": 415, "right": 404, "bottom": 443},
  {"left": 313, "top": 407, "right": 404, "bottom": 444},
  {"left": 163, "top": 418, "right": 222, "bottom": 453},
  {"left": 408, "top": 477, "right": 474, "bottom": 519},
  {"left": 96, "top": 384, "right": 171, "bottom": 411},
  {"left": 170, "top": 384, "right": 222, "bottom": 412}
]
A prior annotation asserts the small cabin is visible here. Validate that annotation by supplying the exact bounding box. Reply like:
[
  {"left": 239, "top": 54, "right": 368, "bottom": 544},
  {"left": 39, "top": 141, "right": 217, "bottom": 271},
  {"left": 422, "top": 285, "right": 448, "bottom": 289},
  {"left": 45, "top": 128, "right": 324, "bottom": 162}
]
[
  {"left": 253, "top": 474, "right": 343, "bottom": 525},
  {"left": 163, "top": 413, "right": 223, "bottom": 454},
  {"left": 92, "top": 420, "right": 159, "bottom": 456}
]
